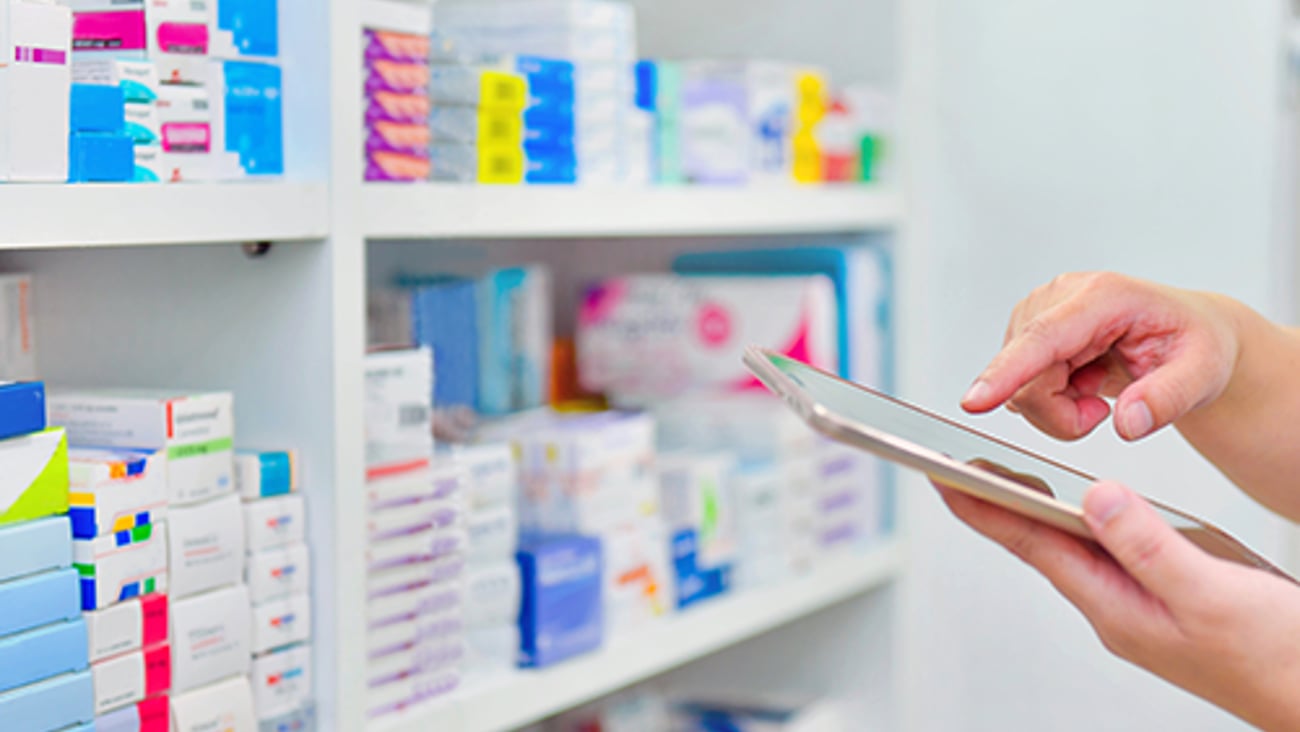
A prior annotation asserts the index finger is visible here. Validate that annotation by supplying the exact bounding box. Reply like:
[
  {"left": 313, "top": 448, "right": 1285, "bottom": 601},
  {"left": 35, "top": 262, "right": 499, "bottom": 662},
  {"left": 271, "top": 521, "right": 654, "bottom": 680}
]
[{"left": 963, "top": 298, "right": 1131, "bottom": 413}]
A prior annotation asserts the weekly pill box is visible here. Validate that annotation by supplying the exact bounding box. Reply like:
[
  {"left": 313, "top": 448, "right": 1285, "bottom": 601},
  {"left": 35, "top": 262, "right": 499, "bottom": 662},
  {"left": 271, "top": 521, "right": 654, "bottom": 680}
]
[
  {"left": 47, "top": 390, "right": 234, "bottom": 506},
  {"left": 85, "top": 593, "right": 168, "bottom": 664},
  {"left": 67, "top": 448, "right": 166, "bottom": 539},
  {"left": 0, "top": 426, "right": 70, "bottom": 525},
  {"left": 168, "top": 493, "right": 244, "bottom": 599},
  {"left": 250, "top": 643, "right": 312, "bottom": 720},
  {"left": 91, "top": 642, "right": 169, "bottom": 714},
  {"left": 74, "top": 521, "right": 169, "bottom": 611},
  {"left": 235, "top": 449, "right": 299, "bottom": 500},
  {"left": 170, "top": 675, "right": 256, "bottom": 732},
  {"left": 245, "top": 542, "right": 310, "bottom": 604},
  {"left": 0, "top": 514, "right": 72, "bottom": 583},
  {"left": 0, "top": 669, "right": 94, "bottom": 732},
  {"left": 0, "top": 381, "right": 45, "bottom": 441},
  {"left": 170, "top": 584, "right": 251, "bottom": 693},
  {"left": 244, "top": 493, "right": 306, "bottom": 552},
  {"left": 0, "top": 566, "right": 80, "bottom": 639},
  {"left": 0, "top": 618, "right": 89, "bottom": 693},
  {"left": 251, "top": 593, "right": 312, "bottom": 656}
]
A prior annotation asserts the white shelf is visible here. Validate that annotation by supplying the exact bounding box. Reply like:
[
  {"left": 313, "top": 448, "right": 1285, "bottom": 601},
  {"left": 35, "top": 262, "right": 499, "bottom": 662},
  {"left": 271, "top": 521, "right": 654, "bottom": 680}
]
[
  {"left": 0, "top": 182, "right": 329, "bottom": 249},
  {"left": 373, "top": 541, "right": 905, "bottom": 732},
  {"left": 363, "top": 184, "right": 903, "bottom": 240}
]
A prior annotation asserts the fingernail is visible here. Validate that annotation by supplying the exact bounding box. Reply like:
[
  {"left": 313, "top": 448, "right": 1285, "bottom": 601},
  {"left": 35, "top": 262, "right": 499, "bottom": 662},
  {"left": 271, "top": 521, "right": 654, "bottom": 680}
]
[
  {"left": 963, "top": 379, "right": 992, "bottom": 405},
  {"left": 1120, "top": 400, "right": 1153, "bottom": 438},
  {"left": 1084, "top": 483, "right": 1129, "bottom": 526}
]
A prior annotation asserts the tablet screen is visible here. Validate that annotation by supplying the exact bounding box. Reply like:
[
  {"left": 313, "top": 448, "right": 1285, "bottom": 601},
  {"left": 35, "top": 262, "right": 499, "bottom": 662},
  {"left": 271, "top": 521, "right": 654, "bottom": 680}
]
[{"left": 766, "top": 352, "right": 1205, "bottom": 530}]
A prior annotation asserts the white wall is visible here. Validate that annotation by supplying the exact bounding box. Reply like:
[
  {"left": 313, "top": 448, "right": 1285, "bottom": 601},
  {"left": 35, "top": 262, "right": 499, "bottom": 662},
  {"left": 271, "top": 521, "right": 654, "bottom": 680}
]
[{"left": 902, "top": 1, "right": 1294, "bottom": 730}]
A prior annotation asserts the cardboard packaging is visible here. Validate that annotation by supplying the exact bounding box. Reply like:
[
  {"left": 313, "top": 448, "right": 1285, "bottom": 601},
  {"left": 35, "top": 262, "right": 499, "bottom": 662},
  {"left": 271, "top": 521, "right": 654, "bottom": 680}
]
[
  {"left": 48, "top": 389, "right": 234, "bottom": 506},
  {"left": 0, "top": 0, "right": 72, "bottom": 181},
  {"left": 0, "top": 617, "right": 89, "bottom": 693},
  {"left": 167, "top": 492, "right": 245, "bottom": 599},
  {"left": 0, "top": 379, "right": 44, "bottom": 441},
  {"left": 0, "top": 669, "right": 94, "bottom": 732},
  {"left": 84, "top": 593, "right": 169, "bottom": 664},
  {"left": 0, "top": 514, "right": 71, "bottom": 583},
  {"left": 67, "top": 447, "right": 166, "bottom": 539},
  {"left": 0, "top": 566, "right": 81, "bottom": 639},
  {"left": 0, "top": 274, "right": 36, "bottom": 381},
  {"left": 169, "top": 584, "right": 251, "bottom": 693},
  {"left": 0, "top": 427, "right": 69, "bottom": 526},
  {"left": 170, "top": 675, "right": 256, "bottom": 732},
  {"left": 234, "top": 449, "right": 299, "bottom": 500},
  {"left": 73, "top": 521, "right": 169, "bottom": 611}
]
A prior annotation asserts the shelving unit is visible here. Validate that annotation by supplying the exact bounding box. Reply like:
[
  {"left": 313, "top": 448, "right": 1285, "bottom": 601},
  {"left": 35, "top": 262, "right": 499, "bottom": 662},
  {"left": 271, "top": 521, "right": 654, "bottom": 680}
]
[
  {"left": 376, "top": 542, "right": 905, "bottom": 732},
  {"left": 0, "top": 183, "right": 330, "bottom": 248},
  {"left": 363, "top": 184, "right": 904, "bottom": 239}
]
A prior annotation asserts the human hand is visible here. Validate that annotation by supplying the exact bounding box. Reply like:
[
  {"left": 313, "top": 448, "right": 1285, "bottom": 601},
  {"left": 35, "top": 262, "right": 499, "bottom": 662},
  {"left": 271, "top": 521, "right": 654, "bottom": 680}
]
[
  {"left": 934, "top": 478, "right": 1300, "bottom": 731},
  {"left": 961, "top": 272, "right": 1242, "bottom": 441}
]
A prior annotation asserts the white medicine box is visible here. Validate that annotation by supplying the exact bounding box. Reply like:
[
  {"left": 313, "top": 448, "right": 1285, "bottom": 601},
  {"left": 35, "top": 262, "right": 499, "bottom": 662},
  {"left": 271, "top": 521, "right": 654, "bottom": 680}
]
[{"left": 0, "top": 0, "right": 71, "bottom": 181}]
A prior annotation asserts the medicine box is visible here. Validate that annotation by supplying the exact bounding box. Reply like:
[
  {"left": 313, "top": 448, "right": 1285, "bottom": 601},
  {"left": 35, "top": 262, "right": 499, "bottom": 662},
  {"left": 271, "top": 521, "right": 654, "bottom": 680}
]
[
  {"left": 170, "top": 584, "right": 251, "bottom": 693},
  {"left": 95, "top": 695, "right": 169, "bottom": 732},
  {"left": 145, "top": 0, "right": 212, "bottom": 85},
  {"left": 368, "top": 636, "right": 463, "bottom": 688},
  {"left": 85, "top": 593, "right": 168, "bottom": 664},
  {"left": 250, "top": 644, "right": 312, "bottom": 721},
  {"left": 466, "top": 504, "right": 517, "bottom": 562},
  {"left": 168, "top": 493, "right": 244, "bottom": 599},
  {"left": 91, "top": 642, "right": 169, "bottom": 714},
  {"left": 245, "top": 541, "right": 310, "bottom": 604},
  {"left": 48, "top": 389, "right": 234, "bottom": 506},
  {"left": 0, "top": 0, "right": 72, "bottom": 182},
  {"left": 517, "top": 534, "right": 603, "bottom": 668},
  {"left": 477, "top": 266, "right": 552, "bottom": 415},
  {"left": 577, "top": 275, "right": 839, "bottom": 402},
  {"left": 73, "top": 521, "right": 168, "bottom": 611},
  {"left": 68, "top": 130, "right": 135, "bottom": 182},
  {"left": 367, "top": 667, "right": 459, "bottom": 719},
  {"left": 235, "top": 449, "right": 299, "bottom": 500},
  {"left": 0, "top": 617, "right": 88, "bottom": 694},
  {"left": 0, "top": 274, "right": 36, "bottom": 381},
  {"left": 132, "top": 144, "right": 164, "bottom": 182},
  {"left": 0, "top": 566, "right": 80, "bottom": 639},
  {"left": 367, "top": 610, "right": 461, "bottom": 659},
  {"left": 0, "top": 669, "right": 94, "bottom": 732},
  {"left": 70, "top": 82, "right": 125, "bottom": 133},
  {"left": 367, "top": 582, "right": 461, "bottom": 629},
  {"left": 70, "top": 3, "right": 147, "bottom": 58},
  {"left": 0, "top": 514, "right": 72, "bottom": 583},
  {"left": 258, "top": 701, "right": 315, "bottom": 732},
  {"left": 0, "top": 380, "right": 45, "bottom": 441},
  {"left": 363, "top": 347, "right": 433, "bottom": 465},
  {"left": 71, "top": 58, "right": 157, "bottom": 103},
  {"left": 408, "top": 277, "right": 480, "bottom": 410},
  {"left": 213, "top": 59, "right": 283, "bottom": 175},
  {"left": 124, "top": 101, "right": 160, "bottom": 145},
  {"left": 170, "top": 675, "right": 256, "bottom": 732},
  {"left": 251, "top": 592, "right": 312, "bottom": 656},
  {"left": 0, "top": 427, "right": 69, "bottom": 526},
  {"left": 67, "top": 447, "right": 166, "bottom": 539},
  {"left": 211, "top": 0, "right": 277, "bottom": 59},
  {"left": 244, "top": 493, "right": 306, "bottom": 552},
  {"left": 657, "top": 451, "right": 738, "bottom": 570},
  {"left": 156, "top": 83, "right": 215, "bottom": 182},
  {"left": 450, "top": 442, "right": 517, "bottom": 510},
  {"left": 463, "top": 560, "right": 521, "bottom": 628}
]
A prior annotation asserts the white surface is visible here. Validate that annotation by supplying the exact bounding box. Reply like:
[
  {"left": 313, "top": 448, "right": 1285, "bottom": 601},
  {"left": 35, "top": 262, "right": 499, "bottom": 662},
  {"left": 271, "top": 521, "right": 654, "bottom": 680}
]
[
  {"left": 0, "top": 183, "right": 328, "bottom": 248},
  {"left": 362, "top": 184, "right": 902, "bottom": 239},
  {"left": 898, "top": 1, "right": 1292, "bottom": 730},
  {"left": 372, "top": 542, "right": 904, "bottom": 732}
]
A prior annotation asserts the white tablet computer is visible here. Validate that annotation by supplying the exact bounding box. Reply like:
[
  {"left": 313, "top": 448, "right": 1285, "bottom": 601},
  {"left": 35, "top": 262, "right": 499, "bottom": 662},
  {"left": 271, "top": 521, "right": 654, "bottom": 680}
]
[{"left": 743, "top": 346, "right": 1294, "bottom": 581}]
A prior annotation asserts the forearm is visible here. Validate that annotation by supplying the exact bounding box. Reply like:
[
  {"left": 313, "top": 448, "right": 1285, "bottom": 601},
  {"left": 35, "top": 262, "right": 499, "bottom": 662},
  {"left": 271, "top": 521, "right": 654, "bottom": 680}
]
[{"left": 1174, "top": 296, "right": 1300, "bottom": 521}]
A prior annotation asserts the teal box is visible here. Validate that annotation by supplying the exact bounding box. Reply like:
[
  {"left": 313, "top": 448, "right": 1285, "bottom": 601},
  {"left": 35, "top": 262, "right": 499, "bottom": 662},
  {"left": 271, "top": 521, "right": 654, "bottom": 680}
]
[
  {"left": 477, "top": 266, "right": 552, "bottom": 415},
  {"left": 0, "top": 516, "right": 72, "bottom": 584},
  {"left": 0, "top": 567, "right": 81, "bottom": 639},
  {"left": 0, "top": 618, "right": 89, "bottom": 693},
  {"left": 0, "top": 670, "right": 93, "bottom": 732}
]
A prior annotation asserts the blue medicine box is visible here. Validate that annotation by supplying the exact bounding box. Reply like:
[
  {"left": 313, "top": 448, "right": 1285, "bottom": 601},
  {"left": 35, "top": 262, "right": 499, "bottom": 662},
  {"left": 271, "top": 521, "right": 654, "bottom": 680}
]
[
  {"left": 217, "top": 0, "right": 278, "bottom": 57},
  {"left": 0, "top": 618, "right": 89, "bottom": 694},
  {"left": 0, "top": 381, "right": 45, "bottom": 442},
  {"left": 0, "top": 567, "right": 81, "bottom": 639},
  {"left": 671, "top": 529, "right": 733, "bottom": 610},
  {"left": 222, "top": 61, "right": 284, "bottom": 175},
  {"left": 70, "top": 84, "right": 125, "bottom": 134},
  {"left": 69, "top": 132, "right": 134, "bottom": 183},
  {"left": 517, "top": 534, "right": 603, "bottom": 668},
  {"left": 0, "top": 516, "right": 72, "bottom": 584},
  {"left": 409, "top": 278, "right": 480, "bottom": 410},
  {"left": 0, "top": 670, "right": 94, "bottom": 732}
]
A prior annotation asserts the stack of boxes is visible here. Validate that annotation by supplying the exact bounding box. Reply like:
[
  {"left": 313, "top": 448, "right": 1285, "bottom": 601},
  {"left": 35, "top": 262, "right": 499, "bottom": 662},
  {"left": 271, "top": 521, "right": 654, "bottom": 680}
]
[
  {"left": 0, "top": 0, "right": 72, "bottom": 182},
  {"left": 364, "top": 348, "right": 466, "bottom": 719},
  {"left": 436, "top": 0, "right": 637, "bottom": 185},
  {"left": 67, "top": 73, "right": 136, "bottom": 181},
  {"left": 427, "top": 49, "right": 527, "bottom": 184},
  {"left": 515, "top": 55, "right": 577, "bottom": 184},
  {"left": 454, "top": 443, "right": 522, "bottom": 687},
  {"left": 0, "top": 382, "right": 93, "bottom": 731},
  {"left": 69, "top": 447, "right": 171, "bottom": 729},
  {"left": 47, "top": 390, "right": 260, "bottom": 732},
  {"left": 56, "top": 0, "right": 281, "bottom": 183},
  {"left": 485, "top": 410, "right": 669, "bottom": 640},
  {"left": 238, "top": 449, "right": 315, "bottom": 731},
  {"left": 363, "top": 1, "right": 433, "bottom": 183}
]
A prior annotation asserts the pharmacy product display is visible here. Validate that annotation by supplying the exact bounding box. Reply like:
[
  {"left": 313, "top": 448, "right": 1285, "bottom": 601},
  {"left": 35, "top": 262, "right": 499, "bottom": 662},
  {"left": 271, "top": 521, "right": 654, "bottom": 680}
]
[
  {"left": 356, "top": 0, "right": 894, "bottom": 184},
  {"left": 0, "top": 0, "right": 282, "bottom": 183}
]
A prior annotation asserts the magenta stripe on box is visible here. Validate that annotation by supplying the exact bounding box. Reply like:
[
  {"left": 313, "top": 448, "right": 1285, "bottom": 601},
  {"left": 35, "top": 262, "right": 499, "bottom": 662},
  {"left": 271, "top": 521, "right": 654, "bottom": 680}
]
[{"left": 14, "top": 47, "right": 67, "bottom": 65}]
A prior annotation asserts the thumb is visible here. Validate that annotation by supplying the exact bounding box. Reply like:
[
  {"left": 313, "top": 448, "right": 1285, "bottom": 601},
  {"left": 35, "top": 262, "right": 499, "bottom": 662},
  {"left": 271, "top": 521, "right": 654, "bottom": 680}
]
[
  {"left": 1083, "top": 482, "right": 1211, "bottom": 603},
  {"left": 1113, "top": 347, "right": 1225, "bottom": 440}
]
